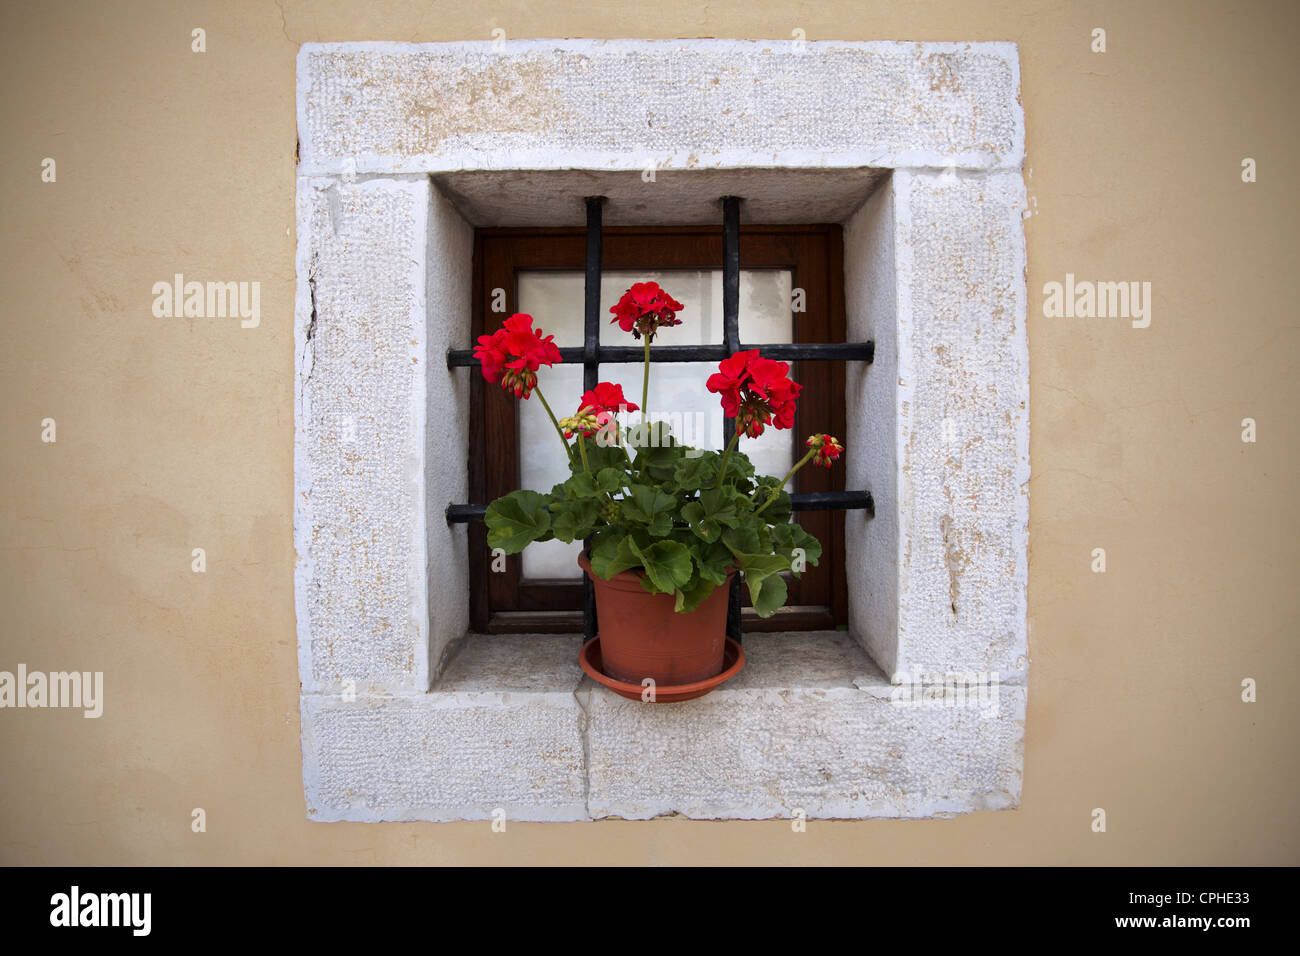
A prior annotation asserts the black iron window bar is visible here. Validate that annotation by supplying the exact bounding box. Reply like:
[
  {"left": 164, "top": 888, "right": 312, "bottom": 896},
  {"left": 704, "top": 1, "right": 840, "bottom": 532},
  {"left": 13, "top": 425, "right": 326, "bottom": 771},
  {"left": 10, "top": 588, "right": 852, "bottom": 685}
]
[{"left": 446, "top": 196, "right": 875, "bottom": 641}]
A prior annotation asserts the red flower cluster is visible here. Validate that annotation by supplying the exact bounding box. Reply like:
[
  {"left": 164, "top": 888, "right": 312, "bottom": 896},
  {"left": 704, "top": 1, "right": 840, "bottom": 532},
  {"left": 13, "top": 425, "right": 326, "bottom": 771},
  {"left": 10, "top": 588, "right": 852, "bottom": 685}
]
[
  {"left": 473, "top": 313, "right": 562, "bottom": 399},
  {"left": 562, "top": 382, "right": 640, "bottom": 439},
  {"left": 706, "top": 349, "right": 802, "bottom": 438},
  {"left": 583, "top": 382, "right": 639, "bottom": 421},
  {"left": 805, "top": 434, "right": 845, "bottom": 468},
  {"left": 609, "top": 282, "right": 685, "bottom": 341}
]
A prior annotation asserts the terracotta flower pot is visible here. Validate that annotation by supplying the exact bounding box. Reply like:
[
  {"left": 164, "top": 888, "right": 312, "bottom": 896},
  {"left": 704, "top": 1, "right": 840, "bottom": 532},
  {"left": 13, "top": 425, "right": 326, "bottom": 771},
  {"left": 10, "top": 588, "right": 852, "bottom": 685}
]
[{"left": 578, "top": 550, "right": 735, "bottom": 686}]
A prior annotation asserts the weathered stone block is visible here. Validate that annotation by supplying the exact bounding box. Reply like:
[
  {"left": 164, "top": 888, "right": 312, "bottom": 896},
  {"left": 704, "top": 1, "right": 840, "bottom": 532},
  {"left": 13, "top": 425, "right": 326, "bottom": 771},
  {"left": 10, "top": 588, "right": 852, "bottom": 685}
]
[
  {"left": 297, "top": 40, "right": 1024, "bottom": 175},
  {"left": 302, "top": 635, "right": 588, "bottom": 822},
  {"left": 584, "top": 633, "right": 1024, "bottom": 820},
  {"left": 294, "top": 177, "right": 432, "bottom": 694}
]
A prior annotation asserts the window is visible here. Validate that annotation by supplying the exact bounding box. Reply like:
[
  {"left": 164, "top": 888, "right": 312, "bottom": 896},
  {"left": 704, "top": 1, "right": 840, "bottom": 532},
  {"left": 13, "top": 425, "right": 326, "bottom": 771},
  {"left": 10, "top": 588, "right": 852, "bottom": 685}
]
[
  {"left": 297, "top": 39, "right": 1030, "bottom": 822},
  {"left": 465, "top": 215, "right": 852, "bottom": 634}
]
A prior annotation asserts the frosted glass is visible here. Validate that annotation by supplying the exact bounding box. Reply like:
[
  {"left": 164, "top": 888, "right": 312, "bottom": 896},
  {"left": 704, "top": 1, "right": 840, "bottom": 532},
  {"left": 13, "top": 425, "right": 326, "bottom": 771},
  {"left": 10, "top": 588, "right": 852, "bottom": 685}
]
[{"left": 517, "top": 269, "right": 794, "bottom": 580}]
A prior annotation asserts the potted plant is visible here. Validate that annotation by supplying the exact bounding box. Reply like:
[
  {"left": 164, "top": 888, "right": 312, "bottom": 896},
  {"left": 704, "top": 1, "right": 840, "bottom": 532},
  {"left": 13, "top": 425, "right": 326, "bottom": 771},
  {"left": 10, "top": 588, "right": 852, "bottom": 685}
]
[{"left": 474, "top": 282, "right": 844, "bottom": 701}]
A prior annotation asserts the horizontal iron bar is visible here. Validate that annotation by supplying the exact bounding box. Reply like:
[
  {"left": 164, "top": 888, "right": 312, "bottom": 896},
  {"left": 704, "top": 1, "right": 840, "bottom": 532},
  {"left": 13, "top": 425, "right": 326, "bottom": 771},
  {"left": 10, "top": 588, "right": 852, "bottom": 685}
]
[
  {"left": 790, "top": 490, "right": 874, "bottom": 515},
  {"left": 445, "top": 490, "right": 874, "bottom": 525},
  {"left": 447, "top": 503, "right": 488, "bottom": 522},
  {"left": 447, "top": 341, "right": 873, "bottom": 368}
]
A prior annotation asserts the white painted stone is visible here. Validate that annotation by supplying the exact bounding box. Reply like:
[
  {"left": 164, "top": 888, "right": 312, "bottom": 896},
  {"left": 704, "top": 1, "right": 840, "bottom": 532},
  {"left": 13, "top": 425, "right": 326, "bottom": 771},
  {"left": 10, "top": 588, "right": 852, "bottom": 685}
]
[
  {"left": 300, "top": 633, "right": 1023, "bottom": 821},
  {"left": 294, "top": 39, "right": 1030, "bottom": 822},
  {"left": 586, "top": 633, "right": 1023, "bottom": 820},
  {"left": 843, "top": 170, "right": 1029, "bottom": 683},
  {"left": 844, "top": 175, "right": 901, "bottom": 679},
  {"left": 434, "top": 167, "right": 890, "bottom": 226},
  {"left": 297, "top": 40, "right": 1024, "bottom": 175},
  {"left": 424, "top": 188, "right": 473, "bottom": 679},
  {"left": 891, "top": 169, "right": 1030, "bottom": 682},
  {"left": 302, "top": 637, "right": 588, "bottom": 822},
  {"left": 294, "top": 177, "right": 432, "bottom": 694}
]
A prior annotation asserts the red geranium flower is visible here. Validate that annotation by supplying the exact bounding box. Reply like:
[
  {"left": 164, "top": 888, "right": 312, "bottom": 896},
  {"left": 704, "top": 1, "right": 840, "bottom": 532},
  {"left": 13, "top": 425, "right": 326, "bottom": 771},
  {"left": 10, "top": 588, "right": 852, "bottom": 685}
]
[
  {"left": 581, "top": 382, "right": 639, "bottom": 419},
  {"left": 609, "top": 281, "right": 685, "bottom": 341},
  {"left": 473, "top": 313, "right": 562, "bottom": 399},
  {"left": 705, "top": 351, "right": 748, "bottom": 418},
  {"left": 805, "top": 434, "right": 844, "bottom": 468},
  {"left": 563, "top": 382, "right": 640, "bottom": 438},
  {"left": 706, "top": 349, "right": 802, "bottom": 438}
]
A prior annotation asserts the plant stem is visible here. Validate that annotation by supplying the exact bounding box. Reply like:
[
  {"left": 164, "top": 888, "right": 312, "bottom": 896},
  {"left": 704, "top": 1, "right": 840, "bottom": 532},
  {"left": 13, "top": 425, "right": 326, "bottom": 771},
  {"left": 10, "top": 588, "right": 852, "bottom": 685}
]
[
  {"left": 716, "top": 428, "right": 741, "bottom": 487},
  {"left": 640, "top": 336, "right": 651, "bottom": 422},
  {"left": 754, "top": 448, "right": 816, "bottom": 517},
  {"left": 533, "top": 385, "right": 573, "bottom": 462},
  {"left": 615, "top": 421, "right": 636, "bottom": 472},
  {"left": 577, "top": 433, "right": 591, "bottom": 475},
  {"left": 635, "top": 336, "right": 652, "bottom": 479}
]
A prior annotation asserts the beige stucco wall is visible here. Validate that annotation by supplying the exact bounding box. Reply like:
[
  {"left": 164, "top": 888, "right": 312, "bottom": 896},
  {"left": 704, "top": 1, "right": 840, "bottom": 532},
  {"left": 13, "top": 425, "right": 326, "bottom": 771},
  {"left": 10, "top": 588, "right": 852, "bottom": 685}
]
[{"left": 1, "top": 0, "right": 1295, "bottom": 864}]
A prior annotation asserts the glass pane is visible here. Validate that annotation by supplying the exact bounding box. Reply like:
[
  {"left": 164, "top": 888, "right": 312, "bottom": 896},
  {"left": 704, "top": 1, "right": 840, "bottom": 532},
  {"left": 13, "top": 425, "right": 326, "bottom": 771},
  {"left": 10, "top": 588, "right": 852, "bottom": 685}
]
[{"left": 516, "top": 269, "right": 794, "bottom": 580}]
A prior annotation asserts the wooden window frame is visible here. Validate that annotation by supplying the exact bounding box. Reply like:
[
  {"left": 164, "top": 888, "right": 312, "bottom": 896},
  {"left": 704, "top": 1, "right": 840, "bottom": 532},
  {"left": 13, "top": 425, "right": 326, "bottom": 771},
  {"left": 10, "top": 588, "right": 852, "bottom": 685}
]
[{"left": 468, "top": 224, "right": 848, "bottom": 634}]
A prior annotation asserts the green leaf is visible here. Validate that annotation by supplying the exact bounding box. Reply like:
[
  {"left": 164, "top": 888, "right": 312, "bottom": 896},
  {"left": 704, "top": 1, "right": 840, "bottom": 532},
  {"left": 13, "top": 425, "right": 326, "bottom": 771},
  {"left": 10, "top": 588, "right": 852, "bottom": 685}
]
[
  {"left": 577, "top": 442, "right": 627, "bottom": 475},
  {"left": 734, "top": 552, "right": 791, "bottom": 581},
  {"left": 593, "top": 534, "right": 649, "bottom": 580},
  {"left": 561, "top": 472, "right": 600, "bottom": 498},
  {"left": 556, "top": 466, "right": 623, "bottom": 501},
  {"left": 698, "top": 486, "right": 743, "bottom": 527},
  {"left": 728, "top": 551, "right": 791, "bottom": 618},
  {"left": 672, "top": 452, "right": 718, "bottom": 492},
  {"left": 723, "top": 523, "right": 771, "bottom": 557},
  {"left": 588, "top": 528, "right": 626, "bottom": 579},
  {"left": 550, "top": 497, "right": 602, "bottom": 543},
  {"left": 752, "top": 477, "right": 792, "bottom": 523},
  {"left": 485, "top": 490, "right": 553, "bottom": 553},
  {"left": 627, "top": 419, "right": 675, "bottom": 449},
  {"left": 693, "top": 540, "right": 734, "bottom": 586},
  {"left": 621, "top": 484, "right": 677, "bottom": 537},
  {"left": 627, "top": 538, "right": 693, "bottom": 595},
  {"left": 674, "top": 572, "right": 720, "bottom": 614},
  {"left": 681, "top": 501, "right": 721, "bottom": 542},
  {"left": 595, "top": 467, "right": 625, "bottom": 494},
  {"left": 720, "top": 449, "right": 756, "bottom": 484},
  {"left": 632, "top": 434, "right": 684, "bottom": 483},
  {"left": 770, "top": 521, "right": 823, "bottom": 572},
  {"left": 747, "top": 571, "right": 788, "bottom": 618}
]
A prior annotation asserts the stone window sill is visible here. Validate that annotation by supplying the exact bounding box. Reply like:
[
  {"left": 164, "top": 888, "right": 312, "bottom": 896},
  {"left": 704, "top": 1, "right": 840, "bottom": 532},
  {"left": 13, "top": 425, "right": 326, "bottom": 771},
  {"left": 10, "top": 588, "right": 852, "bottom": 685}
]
[{"left": 301, "top": 632, "right": 1024, "bottom": 822}]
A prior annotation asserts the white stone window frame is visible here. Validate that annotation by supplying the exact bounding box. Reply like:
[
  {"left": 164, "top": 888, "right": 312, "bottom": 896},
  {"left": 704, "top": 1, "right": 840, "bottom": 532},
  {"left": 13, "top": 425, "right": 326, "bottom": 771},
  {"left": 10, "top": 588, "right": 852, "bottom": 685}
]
[{"left": 294, "top": 39, "right": 1030, "bottom": 822}]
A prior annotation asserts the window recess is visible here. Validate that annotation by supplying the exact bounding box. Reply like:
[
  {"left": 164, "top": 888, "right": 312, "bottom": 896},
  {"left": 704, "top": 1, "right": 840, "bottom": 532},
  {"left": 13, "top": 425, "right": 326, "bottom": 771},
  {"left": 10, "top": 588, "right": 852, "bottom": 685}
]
[{"left": 447, "top": 197, "right": 875, "bottom": 637}]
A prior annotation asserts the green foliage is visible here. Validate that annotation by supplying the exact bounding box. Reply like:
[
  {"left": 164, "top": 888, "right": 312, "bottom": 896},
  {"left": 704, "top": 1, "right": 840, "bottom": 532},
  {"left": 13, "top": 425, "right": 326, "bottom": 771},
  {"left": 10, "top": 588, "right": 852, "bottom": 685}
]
[
  {"left": 620, "top": 484, "right": 677, "bottom": 537},
  {"left": 485, "top": 490, "right": 553, "bottom": 553},
  {"left": 483, "top": 437, "right": 823, "bottom": 617}
]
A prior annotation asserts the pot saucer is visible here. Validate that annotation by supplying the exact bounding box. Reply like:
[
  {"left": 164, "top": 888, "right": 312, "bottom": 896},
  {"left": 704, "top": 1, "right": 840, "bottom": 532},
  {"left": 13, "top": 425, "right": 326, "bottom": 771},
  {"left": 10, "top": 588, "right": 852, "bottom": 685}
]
[{"left": 578, "top": 636, "right": 745, "bottom": 703}]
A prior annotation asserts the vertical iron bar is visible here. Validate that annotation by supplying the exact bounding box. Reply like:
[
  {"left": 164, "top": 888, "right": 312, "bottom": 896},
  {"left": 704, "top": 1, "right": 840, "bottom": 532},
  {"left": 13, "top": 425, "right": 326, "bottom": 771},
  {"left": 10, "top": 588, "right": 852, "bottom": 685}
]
[
  {"left": 721, "top": 195, "right": 742, "bottom": 439},
  {"left": 582, "top": 197, "right": 604, "bottom": 641},
  {"left": 583, "top": 198, "right": 604, "bottom": 394},
  {"left": 721, "top": 196, "right": 743, "bottom": 645},
  {"left": 721, "top": 196, "right": 741, "bottom": 355},
  {"left": 721, "top": 196, "right": 741, "bottom": 441}
]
